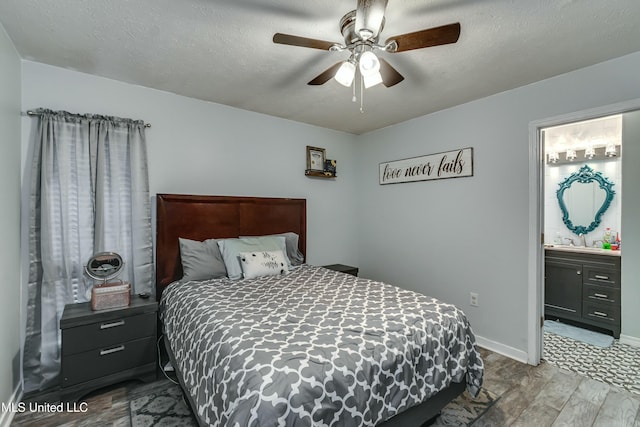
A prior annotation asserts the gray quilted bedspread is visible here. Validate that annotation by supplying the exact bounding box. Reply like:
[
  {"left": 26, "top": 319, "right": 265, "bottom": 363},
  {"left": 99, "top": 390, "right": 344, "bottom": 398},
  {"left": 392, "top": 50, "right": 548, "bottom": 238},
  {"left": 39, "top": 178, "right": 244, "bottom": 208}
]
[{"left": 160, "top": 265, "right": 483, "bottom": 427}]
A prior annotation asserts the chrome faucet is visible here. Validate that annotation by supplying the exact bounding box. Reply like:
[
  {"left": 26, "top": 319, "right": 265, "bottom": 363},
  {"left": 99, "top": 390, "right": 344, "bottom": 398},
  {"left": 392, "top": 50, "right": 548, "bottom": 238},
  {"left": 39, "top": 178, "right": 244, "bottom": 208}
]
[
  {"left": 578, "top": 233, "right": 587, "bottom": 247},
  {"left": 563, "top": 237, "right": 575, "bottom": 247}
]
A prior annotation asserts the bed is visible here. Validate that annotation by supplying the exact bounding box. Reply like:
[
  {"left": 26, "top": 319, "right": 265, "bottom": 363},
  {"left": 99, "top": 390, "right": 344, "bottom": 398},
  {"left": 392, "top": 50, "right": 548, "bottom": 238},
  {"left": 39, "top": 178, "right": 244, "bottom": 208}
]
[{"left": 156, "top": 194, "right": 483, "bottom": 426}]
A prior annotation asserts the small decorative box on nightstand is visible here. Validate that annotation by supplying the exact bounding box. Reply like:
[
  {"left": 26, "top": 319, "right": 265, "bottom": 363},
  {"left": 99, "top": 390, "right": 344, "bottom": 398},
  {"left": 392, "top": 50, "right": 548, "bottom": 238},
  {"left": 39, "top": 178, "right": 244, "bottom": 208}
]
[
  {"left": 322, "top": 264, "right": 359, "bottom": 277},
  {"left": 59, "top": 295, "right": 158, "bottom": 402}
]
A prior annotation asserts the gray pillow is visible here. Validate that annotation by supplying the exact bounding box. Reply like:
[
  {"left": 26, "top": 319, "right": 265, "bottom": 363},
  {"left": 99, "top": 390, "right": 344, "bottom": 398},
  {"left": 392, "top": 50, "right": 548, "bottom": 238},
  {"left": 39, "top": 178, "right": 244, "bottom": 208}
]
[
  {"left": 240, "top": 232, "right": 305, "bottom": 266},
  {"left": 179, "top": 237, "right": 227, "bottom": 281},
  {"left": 277, "top": 232, "right": 305, "bottom": 266}
]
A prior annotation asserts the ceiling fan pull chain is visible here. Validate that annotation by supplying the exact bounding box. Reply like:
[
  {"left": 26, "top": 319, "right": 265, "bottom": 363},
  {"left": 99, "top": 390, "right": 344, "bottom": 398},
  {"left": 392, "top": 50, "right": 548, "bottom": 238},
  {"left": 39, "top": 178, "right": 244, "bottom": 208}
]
[
  {"left": 352, "top": 78, "right": 357, "bottom": 103},
  {"left": 360, "top": 75, "right": 365, "bottom": 113}
]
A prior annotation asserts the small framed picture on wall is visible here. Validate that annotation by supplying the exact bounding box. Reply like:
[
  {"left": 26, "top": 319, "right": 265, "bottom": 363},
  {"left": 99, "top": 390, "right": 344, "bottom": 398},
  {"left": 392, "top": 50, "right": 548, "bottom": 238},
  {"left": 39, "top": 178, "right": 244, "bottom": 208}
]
[{"left": 306, "top": 146, "right": 326, "bottom": 172}]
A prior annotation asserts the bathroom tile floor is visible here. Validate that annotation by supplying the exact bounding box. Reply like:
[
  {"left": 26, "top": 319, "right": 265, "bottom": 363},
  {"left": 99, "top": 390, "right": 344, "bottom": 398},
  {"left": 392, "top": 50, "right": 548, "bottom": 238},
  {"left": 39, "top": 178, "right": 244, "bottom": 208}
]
[{"left": 543, "top": 330, "right": 640, "bottom": 396}]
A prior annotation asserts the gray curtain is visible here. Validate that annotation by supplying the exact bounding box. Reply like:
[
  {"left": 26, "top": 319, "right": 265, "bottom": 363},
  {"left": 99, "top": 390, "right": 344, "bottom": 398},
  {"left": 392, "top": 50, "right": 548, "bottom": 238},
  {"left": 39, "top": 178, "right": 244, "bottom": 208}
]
[{"left": 24, "top": 109, "right": 153, "bottom": 393}]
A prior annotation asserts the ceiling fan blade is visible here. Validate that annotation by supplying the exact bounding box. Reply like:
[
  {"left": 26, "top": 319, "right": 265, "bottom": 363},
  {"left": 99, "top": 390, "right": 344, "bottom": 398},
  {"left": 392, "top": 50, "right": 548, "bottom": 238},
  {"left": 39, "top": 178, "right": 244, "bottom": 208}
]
[
  {"left": 273, "top": 33, "right": 337, "bottom": 51},
  {"left": 378, "top": 58, "right": 404, "bottom": 87},
  {"left": 385, "top": 22, "right": 461, "bottom": 53},
  {"left": 308, "top": 62, "right": 344, "bottom": 85}
]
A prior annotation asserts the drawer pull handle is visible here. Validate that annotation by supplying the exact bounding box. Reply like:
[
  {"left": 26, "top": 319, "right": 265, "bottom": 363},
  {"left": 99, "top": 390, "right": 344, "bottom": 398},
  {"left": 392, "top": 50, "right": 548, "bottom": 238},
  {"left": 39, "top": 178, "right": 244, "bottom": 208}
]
[
  {"left": 100, "top": 320, "right": 125, "bottom": 329},
  {"left": 100, "top": 345, "right": 125, "bottom": 356},
  {"left": 545, "top": 304, "right": 576, "bottom": 313},
  {"left": 593, "top": 311, "right": 608, "bottom": 318},
  {"left": 593, "top": 293, "right": 608, "bottom": 299},
  {"left": 594, "top": 275, "right": 609, "bottom": 280}
]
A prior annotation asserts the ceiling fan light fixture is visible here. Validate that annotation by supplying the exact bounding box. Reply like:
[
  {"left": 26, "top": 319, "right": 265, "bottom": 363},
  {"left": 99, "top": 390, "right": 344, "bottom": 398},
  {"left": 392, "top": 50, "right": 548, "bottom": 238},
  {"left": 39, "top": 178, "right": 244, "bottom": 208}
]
[
  {"left": 363, "top": 71, "right": 383, "bottom": 88},
  {"left": 359, "top": 51, "right": 380, "bottom": 75},
  {"left": 355, "top": 0, "right": 388, "bottom": 40},
  {"left": 334, "top": 60, "right": 356, "bottom": 87},
  {"left": 359, "top": 51, "right": 382, "bottom": 88}
]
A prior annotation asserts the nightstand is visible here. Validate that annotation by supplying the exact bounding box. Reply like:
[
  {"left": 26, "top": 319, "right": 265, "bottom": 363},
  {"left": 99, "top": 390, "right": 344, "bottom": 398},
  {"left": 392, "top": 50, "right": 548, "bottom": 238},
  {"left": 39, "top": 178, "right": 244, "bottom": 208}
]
[
  {"left": 59, "top": 295, "right": 158, "bottom": 402},
  {"left": 322, "top": 264, "right": 359, "bottom": 277}
]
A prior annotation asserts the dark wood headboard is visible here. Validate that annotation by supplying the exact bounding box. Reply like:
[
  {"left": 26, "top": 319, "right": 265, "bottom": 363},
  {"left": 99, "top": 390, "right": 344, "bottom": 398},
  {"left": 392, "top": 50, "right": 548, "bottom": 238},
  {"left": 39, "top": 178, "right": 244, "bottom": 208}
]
[{"left": 155, "top": 194, "right": 306, "bottom": 299}]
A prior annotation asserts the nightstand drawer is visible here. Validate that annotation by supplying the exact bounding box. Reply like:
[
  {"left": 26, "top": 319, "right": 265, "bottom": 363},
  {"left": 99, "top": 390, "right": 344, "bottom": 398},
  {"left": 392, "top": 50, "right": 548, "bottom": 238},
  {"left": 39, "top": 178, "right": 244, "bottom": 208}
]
[
  {"left": 62, "top": 336, "right": 156, "bottom": 387},
  {"left": 62, "top": 312, "right": 156, "bottom": 356}
]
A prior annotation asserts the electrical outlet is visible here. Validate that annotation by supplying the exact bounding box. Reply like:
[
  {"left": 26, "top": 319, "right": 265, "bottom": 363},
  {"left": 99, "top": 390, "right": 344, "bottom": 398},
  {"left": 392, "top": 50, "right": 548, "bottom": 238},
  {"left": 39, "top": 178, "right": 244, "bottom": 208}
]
[{"left": 470, "top": 292, "right": 479, "bottom": 307}]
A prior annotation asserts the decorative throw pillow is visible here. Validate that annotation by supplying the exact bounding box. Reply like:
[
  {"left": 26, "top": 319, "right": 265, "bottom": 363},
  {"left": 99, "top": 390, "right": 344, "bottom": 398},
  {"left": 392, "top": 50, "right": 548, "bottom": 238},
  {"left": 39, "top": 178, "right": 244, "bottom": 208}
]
[
  {"left": 239, "top": 250, "right": 289, "bottom": 279},
  {"left": 217, "top": 236, "right": 289, "bottom": 280},
  {"left": 179, "top": 238, "right": 227, "bottom": 281}
]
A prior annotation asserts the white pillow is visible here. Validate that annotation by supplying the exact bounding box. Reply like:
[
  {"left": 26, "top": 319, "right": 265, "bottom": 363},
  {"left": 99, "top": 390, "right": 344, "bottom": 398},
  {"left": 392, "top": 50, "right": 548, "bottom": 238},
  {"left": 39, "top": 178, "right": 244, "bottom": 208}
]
[
  {"left": 217, "top": 236, "right": 289, "bottom": 280},
  {"left": 239, "top": 250, "right": 289, "bottom": 279}
]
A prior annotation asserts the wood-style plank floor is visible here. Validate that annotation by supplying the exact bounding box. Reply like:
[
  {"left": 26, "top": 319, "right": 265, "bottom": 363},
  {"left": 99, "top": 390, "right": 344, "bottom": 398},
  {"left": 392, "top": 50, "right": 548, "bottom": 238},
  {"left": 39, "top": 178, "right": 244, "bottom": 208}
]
[
  {"left": 475, "top": 347, "right": 640, "bottom": 426},
  {"left": 11, "top": 348, "right": 640, "bottom": 426}
]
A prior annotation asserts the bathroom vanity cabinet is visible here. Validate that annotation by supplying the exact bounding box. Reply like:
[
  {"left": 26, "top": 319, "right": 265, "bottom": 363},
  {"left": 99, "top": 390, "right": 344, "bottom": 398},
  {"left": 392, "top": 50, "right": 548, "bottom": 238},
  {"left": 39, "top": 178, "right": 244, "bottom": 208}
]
[{"left": 545, "top": 248, "right": 621, "bottom": 338}]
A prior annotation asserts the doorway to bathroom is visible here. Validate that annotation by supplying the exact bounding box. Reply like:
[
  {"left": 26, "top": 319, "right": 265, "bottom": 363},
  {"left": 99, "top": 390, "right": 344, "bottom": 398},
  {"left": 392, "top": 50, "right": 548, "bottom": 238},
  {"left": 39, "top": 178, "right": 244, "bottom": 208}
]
[{"left": 530, "top": 102, "right": 640, "bottom": 396}]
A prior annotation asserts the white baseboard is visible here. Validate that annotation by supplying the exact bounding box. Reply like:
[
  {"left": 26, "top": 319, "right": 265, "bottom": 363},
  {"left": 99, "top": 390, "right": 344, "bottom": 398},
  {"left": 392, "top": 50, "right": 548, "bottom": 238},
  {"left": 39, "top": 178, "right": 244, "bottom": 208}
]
[
  {"left": 620, "top": 334, "right": 640, "bottom": 348},
  {"left": 476, "top": 335, "right": 529, "bottom": 364},
  {"left": 0, "top": 383, "right": 23, "bottom": 427}
]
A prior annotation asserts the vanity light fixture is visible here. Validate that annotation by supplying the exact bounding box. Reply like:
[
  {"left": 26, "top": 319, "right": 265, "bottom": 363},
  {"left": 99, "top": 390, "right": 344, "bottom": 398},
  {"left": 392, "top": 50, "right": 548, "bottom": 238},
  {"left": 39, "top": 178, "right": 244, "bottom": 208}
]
[
  {"left": 605, "top": 143, "right": 617, "bottom": 157},
  {"left": 566, "top": 149, "right": 577, "bottom": 161},
  {"left": 585, "top": 146, "right": 596, "bottom": 159},
  {"left": 548, "top": 151, "right": 559, "bottom": 163}
]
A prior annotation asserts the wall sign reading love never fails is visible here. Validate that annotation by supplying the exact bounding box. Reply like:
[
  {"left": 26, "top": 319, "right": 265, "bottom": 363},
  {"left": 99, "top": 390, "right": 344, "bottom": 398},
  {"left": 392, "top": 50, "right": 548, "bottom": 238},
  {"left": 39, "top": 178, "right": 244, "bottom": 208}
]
[{"left": 379, "top": 147, "right": 474, "bottom": 185}]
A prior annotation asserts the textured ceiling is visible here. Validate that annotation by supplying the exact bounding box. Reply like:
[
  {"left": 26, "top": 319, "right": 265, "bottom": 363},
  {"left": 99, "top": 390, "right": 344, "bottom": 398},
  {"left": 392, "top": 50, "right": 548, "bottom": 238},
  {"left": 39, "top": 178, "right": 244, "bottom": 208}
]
[{"left": 2, "top": 0, "right": 640, "bottom": 134}]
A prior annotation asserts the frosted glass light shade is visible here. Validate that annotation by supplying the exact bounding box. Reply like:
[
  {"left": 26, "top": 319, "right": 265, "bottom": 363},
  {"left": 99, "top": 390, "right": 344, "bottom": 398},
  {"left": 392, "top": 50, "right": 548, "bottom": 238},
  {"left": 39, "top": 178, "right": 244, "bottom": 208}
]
[
  {"left": 363, "top": 72, "right": 383, "bottom": 88},
  {"left": 334, "top": 61, "right": 356, "bottom": 87},
  {"left": 605, "top": 144, "right": 617, "bottom": 157},
  {"left": 585, "top": 146, "right": 595, "bottom": 159},
  {"left": 359, "top": 51, "right": 380, "bottom": 75}
]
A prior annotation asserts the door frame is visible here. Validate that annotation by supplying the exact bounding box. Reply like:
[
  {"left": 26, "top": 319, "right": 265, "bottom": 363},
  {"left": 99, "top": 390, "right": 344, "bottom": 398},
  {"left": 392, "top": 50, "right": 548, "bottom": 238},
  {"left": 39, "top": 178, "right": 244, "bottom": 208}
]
[{"left": 527, "top": 98, "right": 640, "bottom": 365}]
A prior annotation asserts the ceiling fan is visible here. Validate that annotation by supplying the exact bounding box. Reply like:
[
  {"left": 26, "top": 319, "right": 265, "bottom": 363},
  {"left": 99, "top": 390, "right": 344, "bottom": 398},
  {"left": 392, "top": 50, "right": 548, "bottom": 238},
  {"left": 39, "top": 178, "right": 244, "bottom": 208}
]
[{"left": 273, "top": 0, "right": 461, "bottom": 92}]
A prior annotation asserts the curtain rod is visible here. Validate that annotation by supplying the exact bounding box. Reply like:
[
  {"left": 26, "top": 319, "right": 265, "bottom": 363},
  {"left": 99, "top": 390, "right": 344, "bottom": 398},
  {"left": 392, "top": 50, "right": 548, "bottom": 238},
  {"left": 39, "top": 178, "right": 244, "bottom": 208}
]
[{"left": 24, "top": 110, "right": 151, "bottom": 128}]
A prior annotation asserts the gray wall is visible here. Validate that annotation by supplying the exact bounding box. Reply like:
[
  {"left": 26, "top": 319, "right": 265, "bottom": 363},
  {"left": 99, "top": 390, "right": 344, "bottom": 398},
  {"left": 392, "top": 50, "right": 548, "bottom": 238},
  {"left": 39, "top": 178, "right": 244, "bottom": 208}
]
[
  {"left": 0, "top": 23, "right": 22, "bottom": 419},
  {"left": 621, "top": 110, "right": 640, "bottom": 341},
  {"left": 13, "top": 39, "right": 640, "bottom": 380},
  {"left": 21, "top": 61, "right": 360, "bottom": 268},
  {"left": 355, "top": 51, "right": 640, "bottom": 358}
]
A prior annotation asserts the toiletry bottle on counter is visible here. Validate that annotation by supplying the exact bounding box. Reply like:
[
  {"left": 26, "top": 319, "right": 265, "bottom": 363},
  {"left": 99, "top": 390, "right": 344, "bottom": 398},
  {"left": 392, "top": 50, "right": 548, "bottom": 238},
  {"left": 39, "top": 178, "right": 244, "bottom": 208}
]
[
  {"left": 603, "top": 228, "right": 612, "bottom": 249},
  {"left": 614, "top": 232, "right": 621, "bottom": 250},
  {"left": 554, "top": 232, "right": 562, "bottom": 245}
]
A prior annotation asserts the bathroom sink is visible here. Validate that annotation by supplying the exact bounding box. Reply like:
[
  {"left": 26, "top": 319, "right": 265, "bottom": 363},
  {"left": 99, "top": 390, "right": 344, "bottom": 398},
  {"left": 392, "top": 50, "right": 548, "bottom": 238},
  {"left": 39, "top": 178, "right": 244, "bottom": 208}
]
[{"left": 544, "top": 244, "right": 621, "bottom": 256}]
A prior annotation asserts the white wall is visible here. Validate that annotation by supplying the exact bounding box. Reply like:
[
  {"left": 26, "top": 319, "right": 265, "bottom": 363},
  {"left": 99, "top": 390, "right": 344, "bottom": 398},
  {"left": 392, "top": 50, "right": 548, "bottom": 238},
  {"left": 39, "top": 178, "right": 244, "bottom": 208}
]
[
  {"left": 355, "top": 51, "right": 640, "bottom": 359},
  {"left": 0, "top": 23, "right": 22, "bottom": 424},
  {"left": 21, "top": 61, "right": 359, "bottom": 268}
]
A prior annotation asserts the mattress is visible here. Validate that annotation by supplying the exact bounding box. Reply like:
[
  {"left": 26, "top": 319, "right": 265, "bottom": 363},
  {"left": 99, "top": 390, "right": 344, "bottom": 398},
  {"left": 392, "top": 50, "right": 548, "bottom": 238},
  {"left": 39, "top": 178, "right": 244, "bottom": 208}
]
[{"left": 160, "top": 265, "right": 483, "bottom": 426}]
